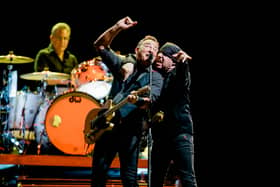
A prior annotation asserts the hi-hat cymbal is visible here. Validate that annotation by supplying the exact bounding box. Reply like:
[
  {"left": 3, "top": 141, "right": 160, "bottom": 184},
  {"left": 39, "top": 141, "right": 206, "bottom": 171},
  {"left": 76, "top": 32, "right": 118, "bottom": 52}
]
[
  {"left": 0, "top": 53, "right": 34, "bottom": 64},
  {"left": 20, "top": 71, "right": 70, "bottom": 82}
]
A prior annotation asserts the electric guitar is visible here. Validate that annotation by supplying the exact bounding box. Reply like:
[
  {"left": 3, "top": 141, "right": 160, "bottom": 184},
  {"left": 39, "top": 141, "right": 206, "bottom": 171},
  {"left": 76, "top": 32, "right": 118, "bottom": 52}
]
[{"left": 84, "top": 85, "right": 150, "bottom": 144}]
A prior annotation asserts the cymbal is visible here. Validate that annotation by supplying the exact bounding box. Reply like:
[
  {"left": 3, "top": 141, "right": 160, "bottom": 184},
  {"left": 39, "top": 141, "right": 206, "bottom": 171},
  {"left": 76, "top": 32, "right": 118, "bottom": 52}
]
[
  {"left": 20, "top": 71, "right": 70, "bottom": 82},
  {"left": 0, "top": 53, "right": 34, "bottom": 64}
]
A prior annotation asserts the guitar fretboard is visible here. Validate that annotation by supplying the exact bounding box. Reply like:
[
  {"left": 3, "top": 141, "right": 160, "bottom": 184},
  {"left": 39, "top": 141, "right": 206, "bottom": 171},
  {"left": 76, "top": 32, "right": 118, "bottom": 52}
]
[{"left": 103, "top": 98, "right": 128, "bottom": 117}]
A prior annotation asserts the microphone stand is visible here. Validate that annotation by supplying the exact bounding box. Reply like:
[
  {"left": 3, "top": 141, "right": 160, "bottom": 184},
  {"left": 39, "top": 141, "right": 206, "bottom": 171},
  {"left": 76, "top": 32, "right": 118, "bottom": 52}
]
[{"left": 147, "top": 60, "right": 153, "bottom": 187}]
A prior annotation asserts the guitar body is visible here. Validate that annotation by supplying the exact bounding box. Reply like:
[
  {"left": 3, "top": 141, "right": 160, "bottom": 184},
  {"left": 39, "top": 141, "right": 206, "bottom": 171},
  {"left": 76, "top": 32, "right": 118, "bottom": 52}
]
[
  {"left": 83, "top": 86, "right": 150, "bottom": 144},
  {"left": 84, "top": 107, "right": 114, "bottom": 144}
]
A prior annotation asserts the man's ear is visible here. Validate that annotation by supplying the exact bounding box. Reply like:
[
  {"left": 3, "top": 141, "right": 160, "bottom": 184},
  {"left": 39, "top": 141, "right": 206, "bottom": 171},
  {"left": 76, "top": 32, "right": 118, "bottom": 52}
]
[{"left": 135, "top": 47, "right": 139, "bottom": 54}]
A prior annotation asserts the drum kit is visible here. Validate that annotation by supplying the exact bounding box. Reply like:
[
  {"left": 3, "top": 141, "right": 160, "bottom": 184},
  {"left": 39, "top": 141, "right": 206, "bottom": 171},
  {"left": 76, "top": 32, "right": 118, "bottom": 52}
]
[{"left": 0, "top": 53, "right": 113, "bottom": 155}]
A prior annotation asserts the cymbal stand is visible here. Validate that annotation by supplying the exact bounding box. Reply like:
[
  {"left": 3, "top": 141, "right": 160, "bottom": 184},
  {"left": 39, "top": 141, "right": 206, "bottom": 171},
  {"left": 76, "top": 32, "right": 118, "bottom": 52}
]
[
  {"left": 147, "top": 64, "right": 153, "bottom": 187},
  {"left": 0, "top": 71, "right": 8, "bottom": 132},
  {"left": 1, "top": 69, "right": 8, "bottom": 104},
  {"left": 6, "top": 65, "right": 14, "bottom": 101},
  {"left": 1, "top": 63, "right": 17, "bottom": 132},
  {"left": 15, "top": 92, "right": 28, "bottom": 154},
  {"left": 0, "top": 64, "right": 12, "bottom": 153},
  {"left": 6, "top": 51, "right": 18, "bottom": 99},
  {"left": 34, "top": 75, "right": 49, "bottom": 155},
  {"left": 1, "top": 87, "right": 25, "bottom": 154},
  {"left": 39, "top": 75, "right": 48, "bottom": 99}
]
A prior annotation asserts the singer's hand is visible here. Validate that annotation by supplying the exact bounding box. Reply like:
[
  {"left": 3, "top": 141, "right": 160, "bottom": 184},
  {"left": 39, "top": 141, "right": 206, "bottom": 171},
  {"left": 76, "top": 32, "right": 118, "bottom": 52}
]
[
  {"left": 117, "top": 16, "right": 138, "bottom": 30},
  {"left": 121, "top": 62, "right": 134, "bottom": 81},
  {"left": 127, "top": 94, "right": 138, "bottom": 104},
  {"left": 173, "top": 50, "right": 192, "bottom": 63},
  {"left": 152, "top": 111, "right": 164, "bottom": 123}
]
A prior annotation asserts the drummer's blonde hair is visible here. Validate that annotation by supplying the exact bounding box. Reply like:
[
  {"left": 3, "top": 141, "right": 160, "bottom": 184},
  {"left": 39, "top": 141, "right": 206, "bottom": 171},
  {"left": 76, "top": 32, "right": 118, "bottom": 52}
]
[{"left": 51, "top": 22, "right": 71, "bottom": 36}]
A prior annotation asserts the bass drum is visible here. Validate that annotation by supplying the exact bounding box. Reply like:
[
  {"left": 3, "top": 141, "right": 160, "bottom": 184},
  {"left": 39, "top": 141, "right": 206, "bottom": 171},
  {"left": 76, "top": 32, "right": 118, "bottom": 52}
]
[{"left": 35, "top": 91, "right": 100, "bottom": 155}]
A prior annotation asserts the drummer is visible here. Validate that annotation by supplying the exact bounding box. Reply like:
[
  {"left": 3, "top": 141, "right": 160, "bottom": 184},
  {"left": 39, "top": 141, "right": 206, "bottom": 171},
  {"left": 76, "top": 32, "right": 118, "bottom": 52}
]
[{"left": 33, "top": 22, "right": 79, "bottom": 96}]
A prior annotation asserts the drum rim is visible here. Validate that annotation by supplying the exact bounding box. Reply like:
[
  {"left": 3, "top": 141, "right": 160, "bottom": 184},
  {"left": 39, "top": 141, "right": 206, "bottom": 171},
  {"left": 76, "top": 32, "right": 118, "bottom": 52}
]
[{"left": 47, "top": 91, "right": 101, "bottom": 106}]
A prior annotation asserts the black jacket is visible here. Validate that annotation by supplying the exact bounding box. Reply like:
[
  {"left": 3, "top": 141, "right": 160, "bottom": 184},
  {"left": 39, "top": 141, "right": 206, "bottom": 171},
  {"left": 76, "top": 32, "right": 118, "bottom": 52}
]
[
  {"left": 99, "top": 48, "right": 163, "bottom": 135},
  {"left": 152, "top": 61, "right": 194, "bottom": 138}
]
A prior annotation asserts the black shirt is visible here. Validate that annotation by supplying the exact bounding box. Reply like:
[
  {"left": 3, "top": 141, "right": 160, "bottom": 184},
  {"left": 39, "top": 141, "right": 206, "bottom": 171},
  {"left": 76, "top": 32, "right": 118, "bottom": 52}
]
[{"left": 34, "top": 44, "right": 79, "bottom": 74}]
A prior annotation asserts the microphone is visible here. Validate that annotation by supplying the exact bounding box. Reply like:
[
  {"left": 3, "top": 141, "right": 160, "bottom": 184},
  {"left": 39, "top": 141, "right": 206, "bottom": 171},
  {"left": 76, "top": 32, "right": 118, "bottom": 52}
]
[{"left": 148, "top": 53, "right": 153, "bottom": 65}]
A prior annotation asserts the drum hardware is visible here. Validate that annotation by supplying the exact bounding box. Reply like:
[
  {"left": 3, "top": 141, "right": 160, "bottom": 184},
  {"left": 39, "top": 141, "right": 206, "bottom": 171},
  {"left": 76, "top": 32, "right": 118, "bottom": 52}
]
[
  {"left": 0, "top": 51, "right": 34, "bottom": 98},
  {"left": 0, "top": 51, "right": 37, "bottom": 154},
  {"left": 4, "top": 90, "right": 44, "bottom": 154},
  {"left": 0, "top": 92, "right": 9, "bottom": 130},
  {"left": 0, "top": 87, "right": 9, "bottom": 106},
  {"left": 2, "top": 62, "right": 18, "bottom": 101},
  {"left": 1, "top": 132, "right": 25, "bottom": 154},
  {"left": 0, "top": 51, "right": 34, "bottom": 102},
  {"left": 33, "top": 96, "right": 52, "bottom": 155}
]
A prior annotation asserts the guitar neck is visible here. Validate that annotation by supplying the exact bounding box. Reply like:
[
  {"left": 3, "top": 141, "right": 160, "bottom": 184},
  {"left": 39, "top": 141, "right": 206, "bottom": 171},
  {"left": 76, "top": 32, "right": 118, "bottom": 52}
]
[
  {"left": 101, "top": 85, "right": 149, "bottom": 118},
  {"left": 102, "top": 98, "right": 128, "bottom": 117}
]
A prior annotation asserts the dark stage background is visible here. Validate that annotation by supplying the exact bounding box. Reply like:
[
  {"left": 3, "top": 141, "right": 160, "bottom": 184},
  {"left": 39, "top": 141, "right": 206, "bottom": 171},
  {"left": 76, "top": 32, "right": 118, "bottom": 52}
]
[{"left": 0, "top": 3, "right": 253, "bottom": 186}]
